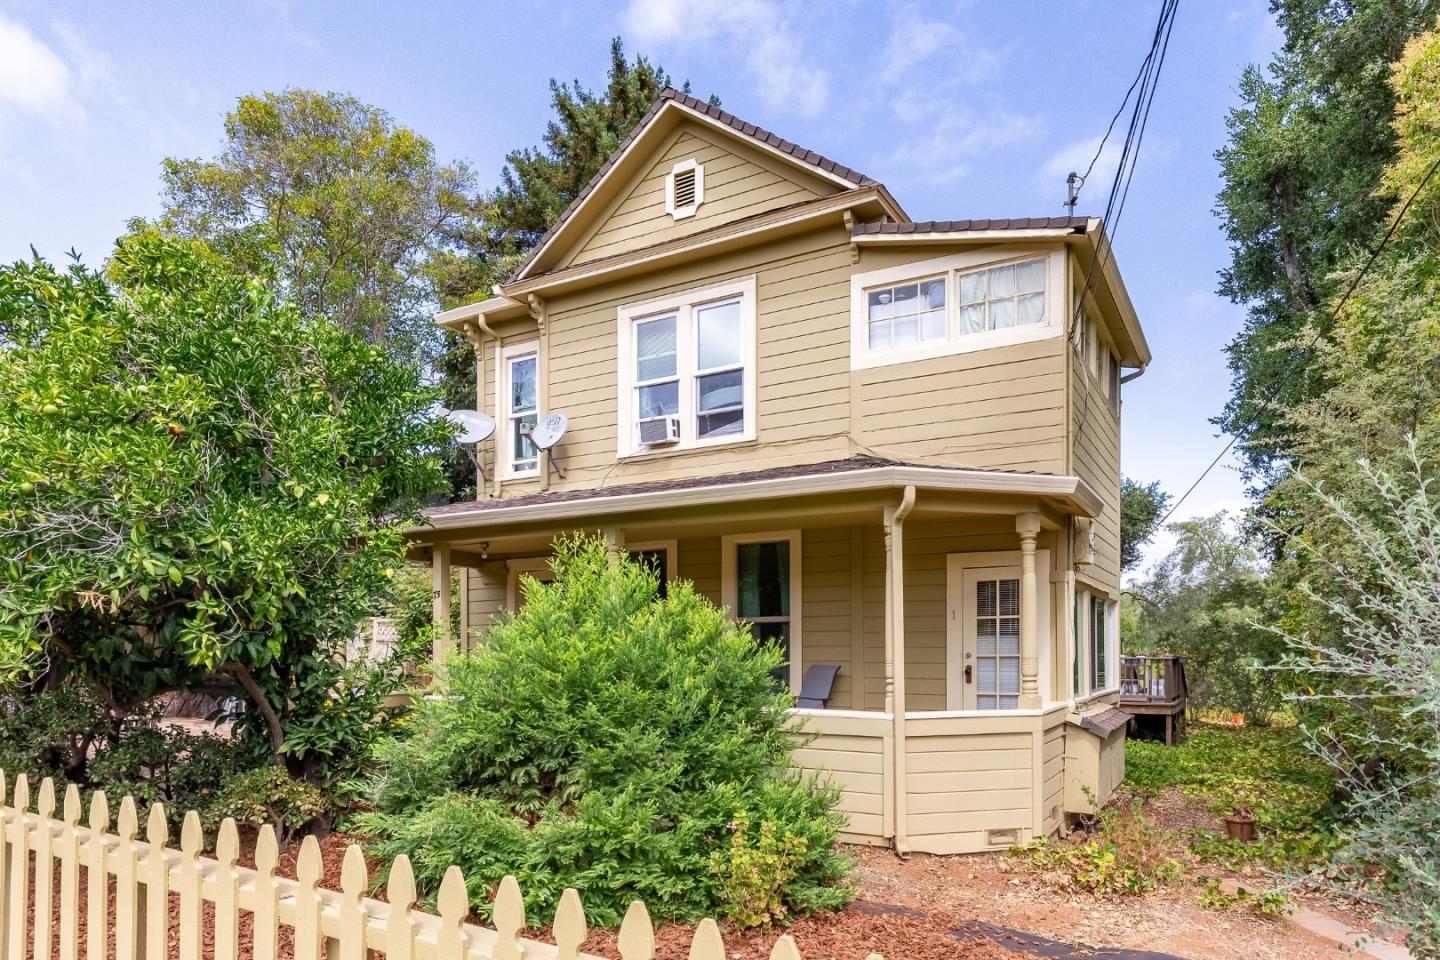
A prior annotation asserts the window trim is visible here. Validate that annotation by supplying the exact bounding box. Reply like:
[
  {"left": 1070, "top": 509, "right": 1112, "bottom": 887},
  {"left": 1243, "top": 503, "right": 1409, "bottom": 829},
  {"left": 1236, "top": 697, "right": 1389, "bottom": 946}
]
[
  {"left": 624, "top": 540, "right": 679, "bottom": 588},
  {"left": 616, "top": 276, "right": 758, "bottom": 459},
  {"left": 720, "top": 529, "right": 802, "bottom": 693},
  {"left": 505, "top": 556, "right": 554, "bottom": 610},
  {"left": 1073, "top": 584, "right": 1121, "bottom": 697},
  {"left": 665, "top": 158, "right": 705, "bottom": 220},
  {"left": 850, "top": 249, "right": 1064, "bottom": 371},
  {"left": 496, "top": 338, "right": 541, "bottom": 480}
]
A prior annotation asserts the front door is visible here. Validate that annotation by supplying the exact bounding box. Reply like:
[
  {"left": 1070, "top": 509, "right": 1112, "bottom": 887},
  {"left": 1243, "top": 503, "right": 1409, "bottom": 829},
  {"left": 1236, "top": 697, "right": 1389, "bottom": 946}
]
[{"left": 946, "top": 552, "right": 1051, "bottom": 710}]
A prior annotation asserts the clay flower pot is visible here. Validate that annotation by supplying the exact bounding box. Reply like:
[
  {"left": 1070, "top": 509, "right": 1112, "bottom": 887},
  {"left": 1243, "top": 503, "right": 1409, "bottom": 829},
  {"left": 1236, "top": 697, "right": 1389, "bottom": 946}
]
[{"left": 1224, "top": 812, "right": 1256, "bottom": 843}]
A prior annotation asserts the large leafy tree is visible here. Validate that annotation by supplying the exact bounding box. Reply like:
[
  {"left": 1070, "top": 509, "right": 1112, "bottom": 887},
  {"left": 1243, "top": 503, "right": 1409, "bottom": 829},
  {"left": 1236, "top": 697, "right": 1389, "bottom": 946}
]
[
  {"left": 1214, "top": 0, "right": 1440, "bottom": 486},
  {"left": 434, "top": 39, "right": 709, "bottom": 497},
  {"left": 0, "top": 233, "right": 450, "bottom": 771},
  {"left": 1119, "top": 476, "right": 1171, "bottom": 572},
  {"left": 141, "top": 89, "right": 480, "bottom": 364}
]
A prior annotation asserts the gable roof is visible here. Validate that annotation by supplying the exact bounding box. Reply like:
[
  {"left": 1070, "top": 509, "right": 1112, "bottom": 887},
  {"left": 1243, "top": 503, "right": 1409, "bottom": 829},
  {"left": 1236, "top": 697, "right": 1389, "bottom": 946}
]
[{"left": 509, "top": 87, "right": 881, "bottom": 283}]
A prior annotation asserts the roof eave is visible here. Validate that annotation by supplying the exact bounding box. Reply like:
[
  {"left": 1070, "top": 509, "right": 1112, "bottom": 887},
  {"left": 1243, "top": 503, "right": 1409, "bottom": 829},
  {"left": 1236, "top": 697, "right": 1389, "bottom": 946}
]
[{"left": 408, "top": 465, "right": 1102, "bottom": 536}]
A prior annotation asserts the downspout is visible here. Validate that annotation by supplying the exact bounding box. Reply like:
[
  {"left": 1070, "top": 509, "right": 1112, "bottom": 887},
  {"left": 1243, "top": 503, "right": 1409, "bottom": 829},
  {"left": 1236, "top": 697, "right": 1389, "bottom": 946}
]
[{"left": 885, "top": 485, "right": 917, "bottom": 857}]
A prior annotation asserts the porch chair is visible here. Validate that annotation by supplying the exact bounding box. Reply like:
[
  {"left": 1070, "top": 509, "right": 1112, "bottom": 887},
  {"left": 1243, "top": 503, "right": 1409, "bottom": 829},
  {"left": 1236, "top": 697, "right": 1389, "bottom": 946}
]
[{"left": 795, "top": 664, "right": 841, "bottom": 708}]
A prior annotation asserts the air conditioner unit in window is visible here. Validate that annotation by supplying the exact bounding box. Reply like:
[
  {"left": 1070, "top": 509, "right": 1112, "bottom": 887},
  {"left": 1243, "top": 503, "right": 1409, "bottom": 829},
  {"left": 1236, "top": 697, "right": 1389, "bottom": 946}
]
[{"left": 638, "top": 416, "right": 681, "bottom": 446}]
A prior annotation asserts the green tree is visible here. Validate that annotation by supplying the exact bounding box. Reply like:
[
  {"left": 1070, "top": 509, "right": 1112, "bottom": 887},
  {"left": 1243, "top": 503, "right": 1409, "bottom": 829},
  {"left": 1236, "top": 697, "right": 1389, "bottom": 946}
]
[
  {"left": 141, "top": 89, "right": 480, "bottom": 364},
  {"left": 1119, "top": 476, "right": 1170, "bottom": 571},
  {"left": 0, "top": 234, "right": 450, "bottom": 781},
  {"left": 1214, "top": 0, "right": 1439, "bottom": 485},
  {"left": 359, "top": 536, "right": 851, "bottom": 926},
  {"left": 1125, "top": 513, "right": 1284, "bottom": 723}
]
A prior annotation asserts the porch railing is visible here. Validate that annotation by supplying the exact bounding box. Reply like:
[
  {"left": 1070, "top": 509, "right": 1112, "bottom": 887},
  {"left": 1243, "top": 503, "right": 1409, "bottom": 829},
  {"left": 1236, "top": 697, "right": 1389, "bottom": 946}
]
[{"left": 1118, "top": 654, "right": 1187, "bottom": 706}]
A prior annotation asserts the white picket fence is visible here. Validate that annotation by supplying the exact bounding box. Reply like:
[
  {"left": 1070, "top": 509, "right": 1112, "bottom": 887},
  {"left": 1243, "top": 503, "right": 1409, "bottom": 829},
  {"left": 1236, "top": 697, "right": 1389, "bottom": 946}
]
[{"left": 0, "top": 770, "right": 874, "bottom": 960}]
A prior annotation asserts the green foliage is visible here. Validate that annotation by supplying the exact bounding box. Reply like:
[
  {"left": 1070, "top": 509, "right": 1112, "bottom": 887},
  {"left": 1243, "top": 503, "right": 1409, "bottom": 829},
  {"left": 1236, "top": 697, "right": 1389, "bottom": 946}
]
[
  {"left": 1125, "top": 725, "right": 1341, "bottom": 871},
  {"left": 358, "top": 535, "right": 851, "bottom": 926},
  {"left": 1272, "top": 451, "right": 1440, "bottom": 956},
  {"left": 1124, "top": 514, "right": 1287, "bottom": 722},
  {"left": 204, "top": 765, "right": 329, "bottom": 843},
  {"left": 1214, "top": 0, "right": 1440, "bottom": 484},
  {"left": 0, "top": 680, "right": 255, "bottom": 825},
  {"left": 141, "top": 89, "right": 480, "bottom": 364},
  {"left": 1197, "top": 877, "right": 1292, "bottom": 918},
  {"left": 1015, "top": 799, "right": 1183, "bottom": 896},
  {"left": 710, "top": 815, "right": 814, "bottom": 929},
  {"left": 1119, "top": 477, "right": 1170, "bottom": 571},
  {"left": 0, "top": 235, "right": 448, "bottom": 787}
]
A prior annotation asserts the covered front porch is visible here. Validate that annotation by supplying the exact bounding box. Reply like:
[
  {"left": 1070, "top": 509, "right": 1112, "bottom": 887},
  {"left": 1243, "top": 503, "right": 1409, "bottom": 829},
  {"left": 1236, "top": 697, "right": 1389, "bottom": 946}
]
[{"left": 411, "top": 459, "right": 1126, "bottom": 854}]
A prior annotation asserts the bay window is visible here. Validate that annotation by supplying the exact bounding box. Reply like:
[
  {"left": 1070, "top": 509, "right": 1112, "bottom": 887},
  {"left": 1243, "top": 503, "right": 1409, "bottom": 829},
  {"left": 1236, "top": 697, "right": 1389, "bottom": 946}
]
[
  {"left": 617, "top": 276, "right": 756, "bottom": 457},
  {"left": 851, "top": 251, "right": 1060, "bottom": 370}
]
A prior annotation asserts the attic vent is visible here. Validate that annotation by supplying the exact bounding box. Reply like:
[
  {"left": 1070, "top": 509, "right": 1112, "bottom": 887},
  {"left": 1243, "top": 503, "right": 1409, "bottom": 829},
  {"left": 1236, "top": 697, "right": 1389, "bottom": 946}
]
[{"left": 665, "top": 159, "right": 705, "bottom": 220}]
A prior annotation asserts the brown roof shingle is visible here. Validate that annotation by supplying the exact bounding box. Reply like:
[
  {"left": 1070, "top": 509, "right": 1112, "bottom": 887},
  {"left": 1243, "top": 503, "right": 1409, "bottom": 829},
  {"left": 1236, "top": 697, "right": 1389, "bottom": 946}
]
[{"left": 852, "top": 217, "right": 1091, "bottom": 236}]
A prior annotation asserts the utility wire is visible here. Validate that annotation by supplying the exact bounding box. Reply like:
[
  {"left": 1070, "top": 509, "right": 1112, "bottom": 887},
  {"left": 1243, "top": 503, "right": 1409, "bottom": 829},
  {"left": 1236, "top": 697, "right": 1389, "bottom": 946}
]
[{"left": 1155, "top": 149, "right": 1440, "bottom": 528}]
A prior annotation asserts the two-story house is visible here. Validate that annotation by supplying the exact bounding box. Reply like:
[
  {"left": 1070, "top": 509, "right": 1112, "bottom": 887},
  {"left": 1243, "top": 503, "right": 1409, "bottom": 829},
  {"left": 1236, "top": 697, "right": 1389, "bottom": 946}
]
[{"left": 409, "top": 89, "right": 1150, "bottom": 855}]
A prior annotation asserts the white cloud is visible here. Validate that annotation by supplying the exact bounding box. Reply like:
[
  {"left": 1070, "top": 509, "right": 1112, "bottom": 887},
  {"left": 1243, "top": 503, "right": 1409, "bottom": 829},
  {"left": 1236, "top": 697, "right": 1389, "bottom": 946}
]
[
  {"left": 875, "top": 7, "right": 1000, "bottom": 87},
  {"left": 0, "top": 13, "right": 76, "bottom": 120},
  {"left": 622, "top": 0, "right": 829, "bottom": 115},
  {"left": 875, "top": 90, "right": 1043, "bottom": 187}
]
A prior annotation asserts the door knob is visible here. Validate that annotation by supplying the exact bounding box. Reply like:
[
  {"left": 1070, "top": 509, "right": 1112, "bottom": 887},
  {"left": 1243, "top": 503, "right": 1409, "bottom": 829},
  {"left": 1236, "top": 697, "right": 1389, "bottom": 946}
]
[{"left": 964, "top": 664, "right": 973, "bottom": 684}]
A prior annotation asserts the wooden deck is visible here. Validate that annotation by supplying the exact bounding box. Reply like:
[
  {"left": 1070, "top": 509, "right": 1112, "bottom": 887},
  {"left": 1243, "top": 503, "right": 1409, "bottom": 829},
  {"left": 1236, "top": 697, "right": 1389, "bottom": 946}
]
[{"left": 1118, "top": 654, "right": 1188, "bottom": 745}]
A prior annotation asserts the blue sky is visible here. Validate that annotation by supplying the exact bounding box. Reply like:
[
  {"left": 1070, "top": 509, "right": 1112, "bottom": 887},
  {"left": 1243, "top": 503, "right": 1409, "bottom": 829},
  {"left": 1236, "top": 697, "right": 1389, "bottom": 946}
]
[{"left": 0, "top": 0, "right": 1281, "bottom": 571}]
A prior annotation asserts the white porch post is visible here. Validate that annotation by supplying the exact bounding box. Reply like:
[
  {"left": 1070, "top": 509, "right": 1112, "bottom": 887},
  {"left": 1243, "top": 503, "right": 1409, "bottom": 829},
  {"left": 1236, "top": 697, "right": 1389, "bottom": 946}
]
[
  {"left": 1017, "top": 513, "right": 1043, "bottom": 709},
  {"left": 431, "top": 543, "right": 453, "bottom": 662}
]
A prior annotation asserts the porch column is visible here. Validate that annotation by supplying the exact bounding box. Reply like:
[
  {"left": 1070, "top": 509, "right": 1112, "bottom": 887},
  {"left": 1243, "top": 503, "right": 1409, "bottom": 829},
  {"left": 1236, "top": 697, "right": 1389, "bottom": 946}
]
[
  {"left": 431, "top": 543, "right": 453, "bottom": 661},
  {"left": 1017, "top": 513, "right": 1043, "bottom": 709}
]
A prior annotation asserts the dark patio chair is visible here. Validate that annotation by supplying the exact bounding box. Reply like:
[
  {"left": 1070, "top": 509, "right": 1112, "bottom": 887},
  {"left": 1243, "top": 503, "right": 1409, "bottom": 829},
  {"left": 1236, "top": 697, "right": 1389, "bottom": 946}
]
[{"left": 795, "top": 664, "right": 841, "bottom": 708}]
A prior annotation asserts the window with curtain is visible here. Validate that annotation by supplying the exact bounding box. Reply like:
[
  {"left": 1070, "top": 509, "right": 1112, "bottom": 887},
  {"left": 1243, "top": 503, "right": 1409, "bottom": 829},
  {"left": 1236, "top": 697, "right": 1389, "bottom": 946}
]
[
  {"left": 959, "top": 259, "right": 1046, "bottom": 334},
  {"left": 975, "top": 576, "right": 1022, "bottom": 709},
  {"left": 737, "top": 541, "right": 791, "bottom": 680}
]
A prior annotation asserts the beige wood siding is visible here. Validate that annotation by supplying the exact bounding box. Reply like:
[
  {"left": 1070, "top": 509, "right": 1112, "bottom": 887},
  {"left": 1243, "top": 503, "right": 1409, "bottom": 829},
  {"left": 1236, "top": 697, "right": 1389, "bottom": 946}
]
[
  {"left": 791, "top": 711, "right": 890, "bottom": 843},
  {"left": 678, "top": 536, "right": 722, "bottom": 606},
  {"left": 857, "top": 337, "right": 1069, "bottom": 474},
  {"left": 564, "top": 125, "right": 832, "bottom": 269},
  {"left": 1042, "top": 720, "right": 1066, "bottom": 835},
  {"left": 904, "top": 725, "right": 1034, "bottom": 854},
  {"left": 1070, "top": 361, "right": 1122, "bottom": 595},
  {"left": 463, "top": 562, "right": 509, "bottom": 650}
]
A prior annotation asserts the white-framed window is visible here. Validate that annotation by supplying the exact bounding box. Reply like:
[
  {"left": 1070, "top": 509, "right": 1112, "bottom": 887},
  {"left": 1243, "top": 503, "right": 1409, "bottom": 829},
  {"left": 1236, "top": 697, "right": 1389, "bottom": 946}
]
[
  {"left": 1073, "top": 586, "right": 1119, "bottom": 696},
  {"left": 506, "top": 556, "right": 554, "bottom": 610},
  {"left": 616, "top": 276, "right": 757, "bottom": 458},
  {"left": 721, "top": 530, "right": 802, "bottom": 692},
  {"left": 665, "top": 158, "right": 705, "bottom": 220},
  {"left": 497, "top": 339, "right": 540, "bottom": 478},
  {"left": 850, "top": 249, "right": 1063, "bottom": 370}
]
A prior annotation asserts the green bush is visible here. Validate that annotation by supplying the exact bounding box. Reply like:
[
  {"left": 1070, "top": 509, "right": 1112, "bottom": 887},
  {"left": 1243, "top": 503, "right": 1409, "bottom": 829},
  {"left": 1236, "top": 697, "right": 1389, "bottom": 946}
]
[
  {"left": 1015, "top": 797, "right": 1183, "bottom": 896},
  {"left": 358, "top": 535, "right": 852, "bottom": 926},
  {"left": 204, "top": 765, "right": 328, "bottom": 842}
]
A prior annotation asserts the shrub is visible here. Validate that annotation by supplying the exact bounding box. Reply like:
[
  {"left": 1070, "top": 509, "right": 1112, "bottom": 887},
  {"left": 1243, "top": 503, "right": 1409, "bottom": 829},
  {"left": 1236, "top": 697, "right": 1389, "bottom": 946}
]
[
  {"left": 358, "top": 535, "right": 852, "bottom": 926},
  {"left": 204, "top": 765, "right": 328, "bottom": 842},
  {"left": 1015, "top": 797, "right": 1182, "bottom": 896}
]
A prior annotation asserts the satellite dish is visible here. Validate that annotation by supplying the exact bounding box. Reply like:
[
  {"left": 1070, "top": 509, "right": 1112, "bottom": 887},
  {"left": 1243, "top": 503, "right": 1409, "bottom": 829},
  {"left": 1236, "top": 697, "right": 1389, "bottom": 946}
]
[
  {"left": 446, "top": 409, "right": 495, "bottom": 444},
  {"left": 530, "top": 412, "right": 568, "bottom": 450}
]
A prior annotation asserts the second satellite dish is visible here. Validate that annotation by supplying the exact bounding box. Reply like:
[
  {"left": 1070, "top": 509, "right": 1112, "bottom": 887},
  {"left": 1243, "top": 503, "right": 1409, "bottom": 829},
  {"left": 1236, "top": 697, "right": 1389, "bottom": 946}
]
[
  {"left": 446, "top": 409, "right": 496, "bottom": 444},
  {"left": 530, "top": 412, "right": 568, "bottom": 450}
]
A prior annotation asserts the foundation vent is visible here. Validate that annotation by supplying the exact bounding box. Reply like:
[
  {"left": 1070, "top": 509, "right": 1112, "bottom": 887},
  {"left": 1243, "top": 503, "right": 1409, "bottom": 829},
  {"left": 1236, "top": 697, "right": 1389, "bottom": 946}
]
[{"left": 985, "top": 828, "right": 1021, "bottom": 847}]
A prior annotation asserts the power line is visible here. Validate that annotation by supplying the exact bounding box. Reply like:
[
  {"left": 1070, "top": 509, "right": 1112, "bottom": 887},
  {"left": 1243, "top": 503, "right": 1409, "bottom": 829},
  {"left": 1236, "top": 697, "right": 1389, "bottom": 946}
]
[{"left": 1155, "top": 148, "right": 1440, "bottom": 528}]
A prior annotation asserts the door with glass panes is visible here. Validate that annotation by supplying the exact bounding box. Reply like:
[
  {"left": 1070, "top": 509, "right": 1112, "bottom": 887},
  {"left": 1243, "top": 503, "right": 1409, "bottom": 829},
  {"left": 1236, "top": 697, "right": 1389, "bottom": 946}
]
[{"left": 953, "top": 564, "right": 1024, "bottom": 710}]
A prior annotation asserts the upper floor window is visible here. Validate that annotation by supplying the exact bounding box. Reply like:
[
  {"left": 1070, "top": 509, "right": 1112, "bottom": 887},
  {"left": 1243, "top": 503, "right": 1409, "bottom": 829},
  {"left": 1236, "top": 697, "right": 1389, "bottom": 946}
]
[
  {"left": 617, "top": 276, "right": 757, "bottom": 458},
  {"left": 850, "top": 251, "right": 1059, "bottom": 370},
  {"left": 499, "top": 340, "right": 539, "bottom": 478}
]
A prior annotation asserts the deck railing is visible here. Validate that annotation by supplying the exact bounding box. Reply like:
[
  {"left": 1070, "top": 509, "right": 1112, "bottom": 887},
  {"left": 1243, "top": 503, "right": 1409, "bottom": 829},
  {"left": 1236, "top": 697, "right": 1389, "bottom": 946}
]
[
  {"left": 0, "top": 770, "right": 879, "bottom": 960},
  {"left": 1118, "top": 655, "right": 1187, "bottom": 705}
]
